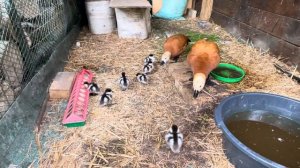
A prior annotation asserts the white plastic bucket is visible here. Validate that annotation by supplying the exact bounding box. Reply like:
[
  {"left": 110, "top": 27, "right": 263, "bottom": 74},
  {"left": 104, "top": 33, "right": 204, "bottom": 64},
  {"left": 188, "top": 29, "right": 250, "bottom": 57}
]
[{"left": 85, "top": 0, "right": 116, "bottom": 34}]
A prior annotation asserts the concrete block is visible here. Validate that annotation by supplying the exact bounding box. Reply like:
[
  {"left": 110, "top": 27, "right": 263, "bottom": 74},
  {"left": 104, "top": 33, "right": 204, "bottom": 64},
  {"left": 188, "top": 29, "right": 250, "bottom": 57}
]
[
  {"left": 49, "top": 72, "right": 76, "bottom": 99},
  {"left": 110, "top": 0, "right": 152, "bottom": 39},
  {"left": 186, "top": 9, "right": 197, "bottom": 19}
]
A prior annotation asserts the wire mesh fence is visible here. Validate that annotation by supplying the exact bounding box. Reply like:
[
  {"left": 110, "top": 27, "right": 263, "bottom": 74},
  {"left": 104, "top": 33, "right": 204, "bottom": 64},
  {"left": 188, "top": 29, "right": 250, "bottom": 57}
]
[{"left": 0, "top": 0, "right": 79, "bottom": 118}]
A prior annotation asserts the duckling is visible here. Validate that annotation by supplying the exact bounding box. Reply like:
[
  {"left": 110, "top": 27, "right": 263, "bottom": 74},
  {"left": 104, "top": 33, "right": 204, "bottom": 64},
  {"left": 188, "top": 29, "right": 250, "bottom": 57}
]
[
  {"left": 136, "top": 73, "right": 148, "bottom": 84},
  {"left": 84, "top": 81, "right": 100, "bottom": 96},
  {"left": 144, "top": 54, "right": 157, "bottom": 65},
  {"left": 143, "top": 60, "right": 155, "bottom": 74},
  {"left": 165, "top": 125, "right": 183, "bottom": 153},
  {"left": 119, "top": 72, "right": 129, "bottom": 91},
  {"left": 99, "top": 88, "right": 113, "bottom": 106}
]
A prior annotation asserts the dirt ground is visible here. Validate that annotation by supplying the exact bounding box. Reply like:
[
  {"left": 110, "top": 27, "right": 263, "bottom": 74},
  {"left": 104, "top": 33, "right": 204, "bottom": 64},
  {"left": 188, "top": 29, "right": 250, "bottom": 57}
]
[{"left": 37, "top": 18, "right": 300, "bottom": 168}]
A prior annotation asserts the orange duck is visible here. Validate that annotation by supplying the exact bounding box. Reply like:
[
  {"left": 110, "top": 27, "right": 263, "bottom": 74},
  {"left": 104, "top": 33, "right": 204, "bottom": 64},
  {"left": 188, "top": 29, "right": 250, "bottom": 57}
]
[
  {"left": 160, "top": 34, "right": 190, "bottom": 65},
  {"left": 187, "top": 40, "right": 220, "bottom": 98}
]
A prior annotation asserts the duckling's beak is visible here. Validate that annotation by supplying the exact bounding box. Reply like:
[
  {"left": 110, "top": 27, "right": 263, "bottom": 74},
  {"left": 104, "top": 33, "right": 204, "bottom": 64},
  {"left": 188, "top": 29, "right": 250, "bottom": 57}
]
[{"left": 160, "top": 61, "right": 166, "bottom": 66}]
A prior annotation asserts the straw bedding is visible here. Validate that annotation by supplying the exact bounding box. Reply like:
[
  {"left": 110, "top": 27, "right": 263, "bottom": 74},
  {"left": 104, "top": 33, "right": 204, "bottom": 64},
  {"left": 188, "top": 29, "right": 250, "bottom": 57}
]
[{"left": 38, "top": 18, "right": 300, "bottom": 168}]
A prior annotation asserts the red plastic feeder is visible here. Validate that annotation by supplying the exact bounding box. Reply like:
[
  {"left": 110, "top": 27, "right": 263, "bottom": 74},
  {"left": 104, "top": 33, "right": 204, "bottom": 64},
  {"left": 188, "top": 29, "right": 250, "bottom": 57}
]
[{"left": 62, "top": 69, "right": 93, "bottom": 127}]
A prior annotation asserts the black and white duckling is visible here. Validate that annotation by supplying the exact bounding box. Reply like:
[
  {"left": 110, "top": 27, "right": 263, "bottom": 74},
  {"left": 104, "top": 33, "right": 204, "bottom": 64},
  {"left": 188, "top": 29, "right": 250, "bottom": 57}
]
[
  {"left": 84, "top": 81, "right": 100, "bottom": 96},
  {"left": 136, "top": 73, "right": 148, "bottom": 84},
  {"left": 143, "top": 61, "right": 155, "bottom": 74},
  {"left": 119, "top": 72, "right": 129, "bottom": 91},
  {"left": 144, "top": 54, "right": 157, "bottom": 65},
  {"left": 99, "top": 88, "right": 113, "bottom": 106},
  {"left": 165, "top": 125, "right": 183, "bottom": 153}
]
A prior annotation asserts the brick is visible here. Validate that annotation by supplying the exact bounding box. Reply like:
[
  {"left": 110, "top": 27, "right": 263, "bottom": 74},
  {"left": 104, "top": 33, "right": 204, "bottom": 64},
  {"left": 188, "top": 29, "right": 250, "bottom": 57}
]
[{"left": 49, "top": 72, "right": 76, "bottom": 99}]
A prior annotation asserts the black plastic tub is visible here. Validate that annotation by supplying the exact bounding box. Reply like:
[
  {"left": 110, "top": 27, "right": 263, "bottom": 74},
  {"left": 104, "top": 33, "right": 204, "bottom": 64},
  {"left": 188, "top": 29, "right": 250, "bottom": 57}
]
[{"left": 214, "top": 92, "right": 300, "bottom": 168}]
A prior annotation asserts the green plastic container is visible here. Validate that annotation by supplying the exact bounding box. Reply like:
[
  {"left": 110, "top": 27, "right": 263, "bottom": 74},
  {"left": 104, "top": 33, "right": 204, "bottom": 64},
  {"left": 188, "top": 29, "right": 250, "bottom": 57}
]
[{"left": 210, "top": 63, "right": 245, "bottom": 83}]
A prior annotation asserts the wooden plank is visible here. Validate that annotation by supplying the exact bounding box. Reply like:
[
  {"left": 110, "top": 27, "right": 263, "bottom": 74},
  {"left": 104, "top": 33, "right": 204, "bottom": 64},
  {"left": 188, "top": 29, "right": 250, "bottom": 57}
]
[
  {"left": 256, "top": 10, "right": 281, "bottom": 34},
  {"left": 237, "top": 10, "right": 300, "bottom": 47},
  {"left": 280, "top": 42, "right": 300, "bottom": 66},
  {"left": 214, "top": 3, "right": 300, "bottom": 46},
  {"left": 236, "top": 6, "right": 300, "bottom": 46},
  {"left": 211, "top": 10, "right": 234, "bottom": 28},
  {"left": 213, "top": 0, "right": 241, "bottom": 17},
  {"left": 195, "top": 0, "right": 202, "bottom": 16},
  {"left": 246, "top": 0, "right": 300, "bottom": 20},
  {"left": 269, "top": 36, "right": 300, "bottom": 67},
  {"left": 49, "top": 72, "right": 76, "bottom": 99},
  {"left": 187, "top": 0, "right": 194, "bottom": 9},
  {"left": 235, "top": 5, "right": 262, "bottom": 27},
  {"left": 110, "top": 0, "right": 151, "bottom": 8},
  {"left": 238, "top": 21, "right": 254, "bottom": 40},
  {"left": 255, "top": 27, "right": 299, "bottom": 69},
  {"left": 192, "top": 0, "right": 197, "bottom": 9},
  {"left": 272, "top": 17, "right": 300, "bottom": 46},
  {"left": 185, "top": 0, "right": 195, "bottom": 14},
  {"left": 200, "top": 0, "right": 214, "bottom": 20},
  {"left": 211, "top": 11, "right": 300, "bottom": 71},
  {"left": 241, "top": 22, "right": 298, "bottom": 69}
]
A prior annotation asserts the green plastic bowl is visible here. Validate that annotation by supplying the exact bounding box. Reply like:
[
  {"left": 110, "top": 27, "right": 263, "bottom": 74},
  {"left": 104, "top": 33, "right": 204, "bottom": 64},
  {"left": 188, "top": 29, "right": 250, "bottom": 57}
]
[{"left": 210, "top": 63, "right": 245, "bottom": 83}]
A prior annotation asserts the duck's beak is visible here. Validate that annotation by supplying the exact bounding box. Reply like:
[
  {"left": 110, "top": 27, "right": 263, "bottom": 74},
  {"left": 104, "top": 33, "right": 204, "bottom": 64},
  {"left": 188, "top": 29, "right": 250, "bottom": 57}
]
[{"left": 193, "top": 90, "right": 200, "bottom": 98}]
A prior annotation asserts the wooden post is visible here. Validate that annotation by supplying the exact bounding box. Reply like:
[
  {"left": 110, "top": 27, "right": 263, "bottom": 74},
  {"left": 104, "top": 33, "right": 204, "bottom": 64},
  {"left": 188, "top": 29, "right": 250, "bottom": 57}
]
[
  {"left": 199, "top": 0, "right": 213, "bottom": 21},
  {"left": 185, "top": 0, "right": 194, "bottom": 14},
  {"left": 186, "top": 0, "right": 194, "bottom": 9}
]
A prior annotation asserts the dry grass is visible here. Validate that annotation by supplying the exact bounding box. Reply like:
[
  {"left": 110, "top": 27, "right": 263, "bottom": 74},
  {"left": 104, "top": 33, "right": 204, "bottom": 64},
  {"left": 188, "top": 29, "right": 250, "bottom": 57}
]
[{"left": 38, "top": 18, "right": 300, "bottom": 168}]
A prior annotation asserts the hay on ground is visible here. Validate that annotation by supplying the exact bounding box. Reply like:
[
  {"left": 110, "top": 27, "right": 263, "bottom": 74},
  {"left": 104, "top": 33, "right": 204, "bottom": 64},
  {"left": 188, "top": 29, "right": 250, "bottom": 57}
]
[{"left": 38, "top": 19, "right": 300, "bottom": 168}]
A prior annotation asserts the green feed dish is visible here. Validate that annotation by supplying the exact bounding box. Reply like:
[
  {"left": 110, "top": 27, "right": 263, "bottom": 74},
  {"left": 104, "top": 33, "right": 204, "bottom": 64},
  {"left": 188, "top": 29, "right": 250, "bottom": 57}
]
[
  {"left": 64, "top": 122, "right": 85, "bottom": 128},
  {"left": 210, "top": 63, "right": 245, "bottom": 83}
]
